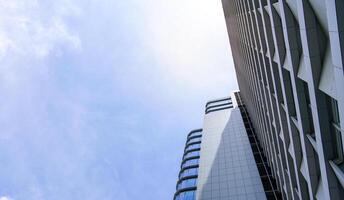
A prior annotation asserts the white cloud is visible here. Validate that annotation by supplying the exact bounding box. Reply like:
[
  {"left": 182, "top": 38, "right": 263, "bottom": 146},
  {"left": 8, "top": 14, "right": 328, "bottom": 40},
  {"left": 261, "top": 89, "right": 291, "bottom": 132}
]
[
  {"left": 0, "top": 196, "right": 13, "bottom": 200},
  {"left": 0, "top": 0, "right": 237, "bottom": 199},
  {"left": 0, "top": 0, "right": 81, "bottom": 60},
  {"left": 0, "top": 0, "right": 82, "bottom": 96},
  {"left": 139, "top": 0, "right": 237, "bottom": 92},
  {"left": 0, "top": 36, "right": 14, "bottom": 59}
]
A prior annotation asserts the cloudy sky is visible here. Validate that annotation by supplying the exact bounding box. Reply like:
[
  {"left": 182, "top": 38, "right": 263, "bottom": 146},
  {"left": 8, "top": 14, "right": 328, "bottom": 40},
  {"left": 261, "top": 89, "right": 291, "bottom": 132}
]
[{"left": 0, "top": 0, "right": 237, "bottom": 199}]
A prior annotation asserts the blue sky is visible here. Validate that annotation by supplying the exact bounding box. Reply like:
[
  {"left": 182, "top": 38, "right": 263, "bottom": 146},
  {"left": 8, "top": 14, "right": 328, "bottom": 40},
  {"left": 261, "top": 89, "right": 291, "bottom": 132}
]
[{"left": 0, "top": 0, "right": 237, "bottom": 199}]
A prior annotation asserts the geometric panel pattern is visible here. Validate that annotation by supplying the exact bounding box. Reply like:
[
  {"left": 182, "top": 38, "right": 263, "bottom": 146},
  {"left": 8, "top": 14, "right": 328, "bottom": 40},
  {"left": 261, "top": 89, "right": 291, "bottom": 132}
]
[{"left": 222, "top": 0, "right": 344, "bottom": 199}]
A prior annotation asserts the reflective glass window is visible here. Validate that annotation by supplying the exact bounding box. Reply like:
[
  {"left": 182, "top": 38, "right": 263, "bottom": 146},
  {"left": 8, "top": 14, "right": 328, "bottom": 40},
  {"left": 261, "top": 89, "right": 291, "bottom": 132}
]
[
  {"left": 184, "top": 151, "right": 200, "bottom": 159},
  {"left": 180, "top": 168, "right": 198, "bottom": 178},
  {"left": 303, "top": 82, "right": 315, "bottom": 136},
  {"left": 206, "top": 102, "right": 233, "bottom": 112},
  {"left": 328, "top": 97, "right": 343, "bottom": 163},
  {"left": 177, "top": 178, "right": 197, "bottom": 190},
  {"left": 207, "top": 99, "right": 232, "bottom": 108},
  {"left": 189, "top": 131, "right": 202, "bottom": 138},
  {"left": 185, "top": 143, "right": 201, "bottom": 151},
  {"left": 182, "top": 158, "right": 199, "bottom": 168},
  {"left": 187, "top": 137, "right": 201, "bottom": 145},
  {"left": 175, "top": 190, "right": 196, "bottom": 200}
]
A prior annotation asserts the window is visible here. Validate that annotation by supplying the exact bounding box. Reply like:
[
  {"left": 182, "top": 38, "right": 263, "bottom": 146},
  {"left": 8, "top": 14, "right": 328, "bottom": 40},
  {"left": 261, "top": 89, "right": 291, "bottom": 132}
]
[
  {"left": 184, "top": 151, "right": 200, "bottom": 159},
  {"left": 282, "top": 68, "right": 297, "bottom": 118},
  {"left": 206, "top": 98, "right": 232, "bottom": 108},
  {"left": 182, "top": 158, "right": 199, "bottom": 169},
  {"left": 185, "top": 143, "right": 201, "bottom": 152},
  {"left": 189, "top": 131, "right": 202, "bottom": 138},
  {"left": 328, "top": 97, "right": 343, "bottom": 164},
  {"left": 175, "top": 190, "right": 196, "bottom": 200},
  {"left": 187, "top": 137, "right": 201, "bottom": 145},
  {"left": 180, "top": 168, "right": 198, "bottom": 178},
  {"left": 177, "top": 178, "right": 197, "bottom": 190},
  {"left": 303, "top": 82, "right": 315, "bottom": 138}
]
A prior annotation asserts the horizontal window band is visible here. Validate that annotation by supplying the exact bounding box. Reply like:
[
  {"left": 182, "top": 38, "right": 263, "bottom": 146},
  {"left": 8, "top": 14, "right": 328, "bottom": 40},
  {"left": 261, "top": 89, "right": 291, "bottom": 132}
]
[
  {"left": 182, "top": 156, "right": 200, "bottom": 164},
  {"left": 207, "top": 104, "right": 233, "bottom": 111},
  {"left": 174, "top": 187, "right": 197, "bottom": 199},
  {"left": 179, "top": 169, "right": 198, "bottom": 179},
  {"left": 186, "top": 135, "right": 202, "bottom": 143},
  {"left": 180, "top": 164, "right": 199, "bottom": 172},
  {"left": 178, "top": 165, "right": 199, "bottom": 177},
  {"left": 183, "top": 148, "right": 201, "bottom": 157},
  {"left": 206, "top": 100, "right": 232, "bottom": 106},
  {"left": 205, "top": 102, "right": 233, "bottom": 111},
  {"left": 205, "top": 106, "right": 233, "bottom": 114},
  {"left": 205, "top": 97, "right": 232, "bottom": 107},
  {"left": 184, "top": 141, "right": 201, "bottom": 150},
  {"left": 187, "top": 129, "right": 203, "bottom": 137},
  {"left": 181, "top": 156, "right": 200, "bottom": 165},
  {"left": 176, "top": 175, "right": 198, "bottom": 184}
]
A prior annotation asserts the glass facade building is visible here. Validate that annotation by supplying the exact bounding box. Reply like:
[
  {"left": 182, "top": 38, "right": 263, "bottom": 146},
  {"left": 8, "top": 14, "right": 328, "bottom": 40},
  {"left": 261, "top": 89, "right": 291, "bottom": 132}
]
[
  {"left": 222, "top": 0, "right": 344, "bottom": 199},
  {"left": 174, "top": 129, "right": 203, "bottom": 200},
  {"left": 175, "top": 1, "right": 344, "bottom": 199}
]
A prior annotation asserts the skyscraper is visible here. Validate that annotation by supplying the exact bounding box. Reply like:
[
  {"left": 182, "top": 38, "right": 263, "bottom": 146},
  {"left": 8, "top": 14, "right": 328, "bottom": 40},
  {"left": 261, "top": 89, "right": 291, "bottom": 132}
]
[
  {"left": 222, "top": 0, "right": 344, "bottom": 199},
  {"left": 175, "top": 93, "right": 281, "bottom": 200}
]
